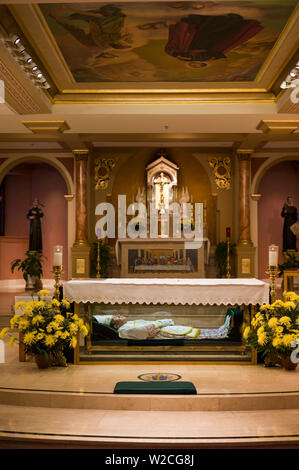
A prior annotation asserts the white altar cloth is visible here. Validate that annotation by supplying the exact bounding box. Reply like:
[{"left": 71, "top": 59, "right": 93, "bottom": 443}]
[{"left": 63, "top": 278, "right": 269, "bottom": 306}]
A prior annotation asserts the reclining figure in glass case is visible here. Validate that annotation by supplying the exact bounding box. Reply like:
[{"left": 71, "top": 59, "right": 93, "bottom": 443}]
[{"left": 93, "top": 313, "right": 232, "bottom": 341}]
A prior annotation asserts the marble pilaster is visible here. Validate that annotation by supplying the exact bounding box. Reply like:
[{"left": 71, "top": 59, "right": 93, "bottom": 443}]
[{"left": 71, "top": 149, "right": 91, "bottom": 278}]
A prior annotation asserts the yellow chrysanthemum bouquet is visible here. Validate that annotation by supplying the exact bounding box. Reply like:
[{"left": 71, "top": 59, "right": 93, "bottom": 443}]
[
  {"left": 243, "top": 291, "right": 299, "bottom": 369},
  {"left": 0, "top": 290, "right": 88, "bottom": 367}
]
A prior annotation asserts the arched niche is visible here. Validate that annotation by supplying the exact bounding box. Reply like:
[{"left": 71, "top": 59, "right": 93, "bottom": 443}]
[
  {"left": 254, "top": 158, "right": 299, "bottom": 279},
  {"left": 0, "top": 156, "right": 75, "bottom": 281}
]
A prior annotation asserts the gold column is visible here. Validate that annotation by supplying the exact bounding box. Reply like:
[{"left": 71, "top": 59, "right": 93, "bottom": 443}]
[
  {"left": 236, "top": 150, "right": 256, "bottom": 278},
  {"left": 71, "top": 149, "right": 91, "bottom": 278}
]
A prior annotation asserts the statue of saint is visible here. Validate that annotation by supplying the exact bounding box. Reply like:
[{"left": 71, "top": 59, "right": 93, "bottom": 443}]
[
  {"left": 281, "top": 196, "right": 298, "bottom": 251},
  {"left": 26, "top": 198, "right": 43, "bottom": 252}
]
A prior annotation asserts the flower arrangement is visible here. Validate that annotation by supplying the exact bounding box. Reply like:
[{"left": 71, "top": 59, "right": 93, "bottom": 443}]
[
  {"left": 243, "top": 291, "right": 299, "bottom": 369},
  {"left": 0, "top": 290, "right": 88, "bottom": 368}
]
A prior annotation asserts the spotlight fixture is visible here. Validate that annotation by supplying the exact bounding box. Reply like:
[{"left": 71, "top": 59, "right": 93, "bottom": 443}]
[
  {"left": 280, "top": 61, "right": 299, "bottom": 89},
  {"left": 0, "top": 33, "right": 50, "bottom": 91}
]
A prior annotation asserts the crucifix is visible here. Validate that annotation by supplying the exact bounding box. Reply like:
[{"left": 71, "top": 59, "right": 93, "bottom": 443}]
[{"left": 154, "top": 171, "right": 170, "bottom": 214}]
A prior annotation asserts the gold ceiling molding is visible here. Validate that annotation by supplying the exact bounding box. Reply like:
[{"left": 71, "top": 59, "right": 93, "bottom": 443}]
[
  {"left": 254, "top": 3, "right": 299, "bottom": 90},
  {"left": 256, "top": 120, "right": 299, "bottom": 134},
  {"left": 208, "top": 157, "right": 231, "bottom": 190},
  {"left": 21, "top": 120, "right": 70, "bottom": 134},
  {"left": 8, "top": 3, "right": 298, "bottom": 105}
]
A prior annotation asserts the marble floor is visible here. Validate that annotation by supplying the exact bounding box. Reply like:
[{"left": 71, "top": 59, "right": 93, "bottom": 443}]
[{"left": 0, "top": 337, "right": 299, "bottom": 448}]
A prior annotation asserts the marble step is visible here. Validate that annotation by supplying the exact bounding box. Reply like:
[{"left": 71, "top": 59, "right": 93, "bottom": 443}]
[
  {"left": 1, "top": 386, "right": 298, "bottom": 412},
  {"left": 0, "top": 405, "right": 299, "bottom": 449}
]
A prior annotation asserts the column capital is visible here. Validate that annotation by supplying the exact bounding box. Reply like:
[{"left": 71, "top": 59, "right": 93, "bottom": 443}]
[
  {"left": 72, "top": 149, "right": 89, "bottom": 160},
  {"left": 251, "top": 193, "right": 262, "bottom": 202},
  {"left": 236, "top": 149, "right": 254, "bottom": 160}
]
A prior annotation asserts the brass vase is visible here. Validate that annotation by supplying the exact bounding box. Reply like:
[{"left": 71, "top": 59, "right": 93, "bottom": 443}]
[{"left": 35, "top": 353, "right": 50, "bottom": 369}]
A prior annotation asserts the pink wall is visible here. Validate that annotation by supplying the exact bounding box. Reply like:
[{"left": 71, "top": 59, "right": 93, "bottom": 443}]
[
  {"left": 2, "top": 162, "right": 68, "bottom": 280},
  {"left": 258, "top": 160, "right": 299, "bottom": 278},
  {"left": 0, "top": 237, "right": 28, "bottom": 279}
]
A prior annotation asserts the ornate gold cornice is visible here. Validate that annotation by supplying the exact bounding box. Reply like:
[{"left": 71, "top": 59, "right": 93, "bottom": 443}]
[
  {"left": 21, "top": 120, "right": 70, "bottom": 133},
  {"left": 256, "top": 120, "right": 299, "bottom": 134}
]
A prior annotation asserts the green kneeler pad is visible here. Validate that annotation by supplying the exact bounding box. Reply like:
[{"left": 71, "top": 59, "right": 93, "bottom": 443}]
[{"left": 113, "top": 381, "right": 197, "bottom": 394}]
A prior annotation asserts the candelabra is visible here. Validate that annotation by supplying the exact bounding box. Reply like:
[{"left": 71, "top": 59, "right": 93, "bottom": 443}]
[
  {"left": 96, "top": 238, "right": 101, "bottom": 278},
  {"left": 53, "top": 265, "right": 63, "bottom": 300},
  {"left": 266, "top": 265, "right": 279, "bottom": 304},
  {"left": 226, "top": 227, "right": 231, "bottom": 279},
  {"left": 267, "top": 244, "right": 279, "bottom": 303},
  {"left": 53, "top": 245, "right": 63, "bottom": 300}
]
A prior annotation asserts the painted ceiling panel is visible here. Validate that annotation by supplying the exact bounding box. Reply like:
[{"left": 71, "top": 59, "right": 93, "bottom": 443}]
[{"left": 38, "top": 0, "right": 297, "bottom": 83}]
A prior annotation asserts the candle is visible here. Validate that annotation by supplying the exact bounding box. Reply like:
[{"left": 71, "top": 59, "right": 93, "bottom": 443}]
[
  {"left": 268, "top": 245, "right": 278, "bottom": 266},
  {"left": 96, "top": 228, "right": 101, "bottom": 239},
  {"left": 226, "top": 227, "right": 231, "bottom": 238},
  {"left": 53, "top": 246, "right": 63, "bottom": 266}
]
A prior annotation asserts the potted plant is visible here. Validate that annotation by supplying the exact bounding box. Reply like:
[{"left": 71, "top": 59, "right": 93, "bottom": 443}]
[
  {"left": 278, "top": 252, "right": 299, "bottom": 276},
  {"left": 0, "top": 290, "right": 89, "bottom": 368},
  {"left": 11, "top": 250, "right": 46, "bottom": 291},
  {"left": 243, "top": 291, "right": 299, "bottom": 370}
]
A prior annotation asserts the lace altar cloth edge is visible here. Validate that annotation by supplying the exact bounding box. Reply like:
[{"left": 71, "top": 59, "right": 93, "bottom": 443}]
[{"left": 63, "top": 278, "right": 269, "bottom": 306}]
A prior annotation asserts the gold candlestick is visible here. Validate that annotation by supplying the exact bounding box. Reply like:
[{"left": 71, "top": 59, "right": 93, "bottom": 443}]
[
  {"left": 226, "top": 237, "right": 231, "bottom": 279},
  {"left": 52, "top": 265, "right": 63, "bottom": 300},
  {"left": 266, "top": 265, "right": 279, "bottom": 304},
  {"left": 96, "top": 239, "right": 101, "bottom": 278}
]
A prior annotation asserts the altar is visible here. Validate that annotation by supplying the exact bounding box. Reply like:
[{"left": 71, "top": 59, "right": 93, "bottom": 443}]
[{"left": 64, "top": 278, "right": 269, "bottom": 365}]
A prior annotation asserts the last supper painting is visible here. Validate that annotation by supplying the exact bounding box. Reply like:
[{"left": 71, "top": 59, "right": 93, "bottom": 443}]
[{"left": 39, "top": 0, "right": 297, "bottom": 82}]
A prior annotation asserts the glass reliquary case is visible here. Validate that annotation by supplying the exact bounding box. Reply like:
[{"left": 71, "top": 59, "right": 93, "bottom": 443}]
[{"left": 77, "top": 302, "right": 254, "bottom": 364}]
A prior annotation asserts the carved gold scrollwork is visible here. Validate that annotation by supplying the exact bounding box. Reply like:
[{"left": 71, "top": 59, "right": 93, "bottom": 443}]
[
  {"left": 208, "top": 157, "right": 231, "bottom": 190},
  {"left": 94, "top": 158, "right": 115, "bottom": 190}
]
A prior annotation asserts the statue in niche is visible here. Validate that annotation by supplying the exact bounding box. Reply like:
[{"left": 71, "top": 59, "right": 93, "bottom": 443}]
[
  {"left": 27, "top": 198, "right": 44, "bottom": 252},
  {"left": 281, "top": 196, "right": 298, "bottom": 252}
]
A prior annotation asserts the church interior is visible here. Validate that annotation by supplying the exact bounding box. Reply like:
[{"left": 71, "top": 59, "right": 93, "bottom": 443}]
[{"left": 0, "top": 0, "right": 299, "bottom": 451}]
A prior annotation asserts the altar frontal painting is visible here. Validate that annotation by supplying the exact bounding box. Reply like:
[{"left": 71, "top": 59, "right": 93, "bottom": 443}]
[
  {"left": 39, "top": 0, "right": 297, "bottom": 83},
  {"left": 128, "top": 248, "right": 198, "bottom": 274}
]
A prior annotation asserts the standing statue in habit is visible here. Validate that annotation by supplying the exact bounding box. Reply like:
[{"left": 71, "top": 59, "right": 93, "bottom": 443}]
[
  {"left": 281, "top": 196, "right": 298, "bottom": 252},
  {"left": 27, "top": 198, "right": 44, "bottom": 252}
]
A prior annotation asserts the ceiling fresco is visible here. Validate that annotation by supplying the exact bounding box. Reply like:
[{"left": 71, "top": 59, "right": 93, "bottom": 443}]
[{"left": 38, "top": 0, "right": 298, "bottom": 83}]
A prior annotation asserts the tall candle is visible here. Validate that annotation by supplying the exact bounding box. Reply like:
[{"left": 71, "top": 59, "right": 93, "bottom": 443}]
[
  {"left": 53, "top": 246, "right": 63, "bottom": 266},
  {"left": 226, "top": 227, "right": 231, "bottom": 238},
  {"left": 268, "top": 245, "right": 278, "bottom": 266}
]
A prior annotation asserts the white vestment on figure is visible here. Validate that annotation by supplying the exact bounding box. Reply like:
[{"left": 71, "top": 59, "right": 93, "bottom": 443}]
[{"left": 118, "top": 319, "right": 174, "bottom": 340}]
